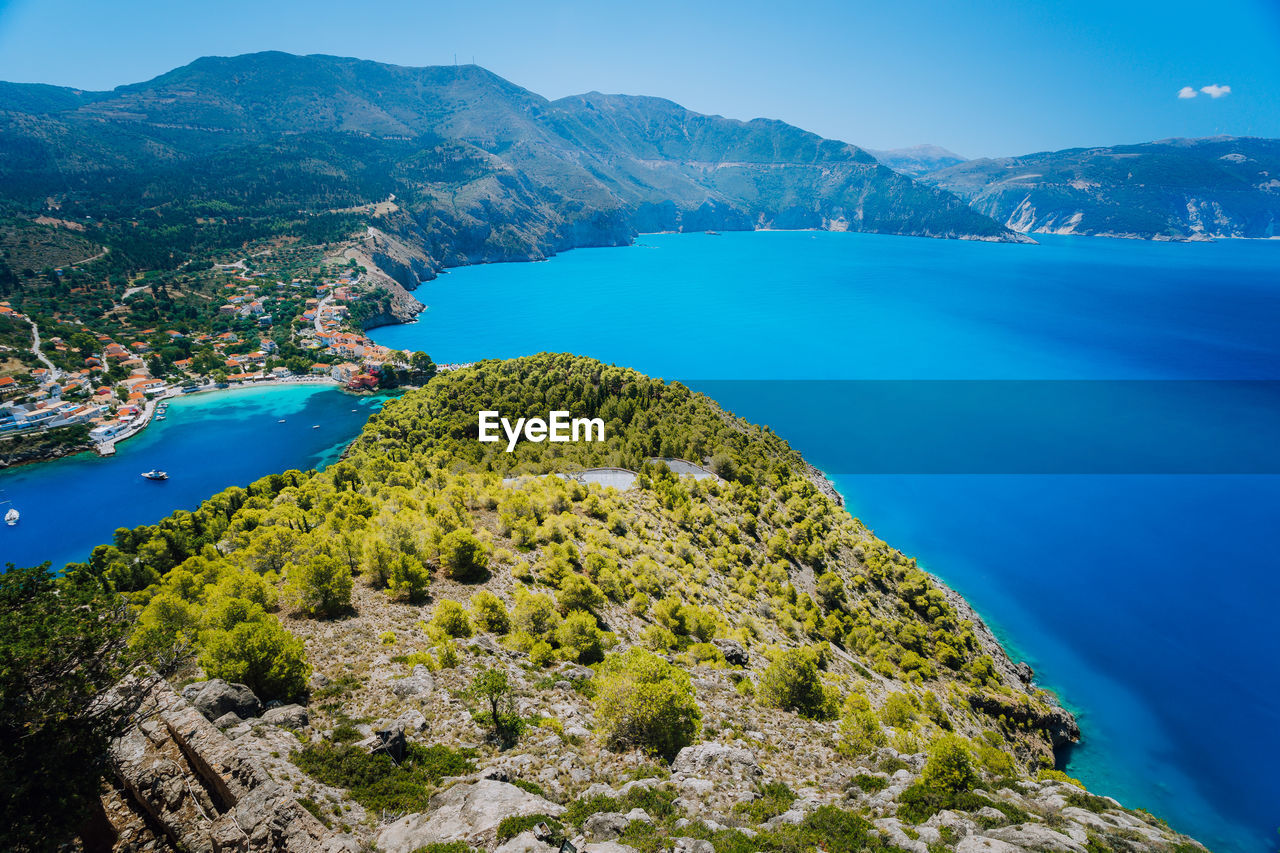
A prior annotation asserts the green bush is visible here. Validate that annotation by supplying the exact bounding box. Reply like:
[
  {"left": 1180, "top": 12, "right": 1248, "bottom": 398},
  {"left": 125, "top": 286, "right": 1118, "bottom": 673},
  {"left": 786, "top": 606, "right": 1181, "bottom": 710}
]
[
  {"left": 439, "top": 529, "right": 490, "bottom": 581},
  {"left": 557, "top": 574, "right": 606, "bottom": 614},
  {"left": 757, "top": 647, "right": 836, "bottom": 720},
  {"left": 837, "top": 708, "right": 886, "bottom": 757},
  {"left": 878, "top": 692, "right": 917, "bottom": 728},
  {"left": 431, "top": 600, "right": 474, "bottom": 638},
  {"left": 286, "top": 554, "right": 352, "bottom": 617},
  {"left": 850, "top": 773, "right": 888, "bottom": 793},
  {"left": 732, "top": 781, "right": 796, "bottom": 823},
  {"left": 555, "top": 610, "right": 605, "bottom": 664},
  {"left": 921, "top": 734, "right": 977, "bottom": 794},
  {"left": 199, "top": 617, "right": 310, "bottom": 701},
  {"left": 470, "top": 590, "right": 511, "bottom": 633},
  {"left": 512, "top": 589, "right": 561, "bottom": 638},
  {"left": 594, "top": 648, "right": 701, "bottom": 759},
  {"left": 496, "top": 814, "right": 564, "bottom": 844},
  {"left": 292, "top": 742, "right": 475, "bottom": 813}
]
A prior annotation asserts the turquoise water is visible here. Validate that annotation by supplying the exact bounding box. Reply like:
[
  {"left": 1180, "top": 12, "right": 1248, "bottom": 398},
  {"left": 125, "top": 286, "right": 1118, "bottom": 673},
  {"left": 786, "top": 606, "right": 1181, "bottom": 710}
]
[
  {"left": 0, "top": 384, "right": 382, "bottom": 572},
  {"left": 373, "top": 231, "right": 1280, "bottom": 852}
]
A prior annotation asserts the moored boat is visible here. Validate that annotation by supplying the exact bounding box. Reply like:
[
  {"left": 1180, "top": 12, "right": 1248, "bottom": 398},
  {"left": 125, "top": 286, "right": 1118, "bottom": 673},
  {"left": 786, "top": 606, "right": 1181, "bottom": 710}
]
[
  {"left": 141, "top": 469, "right": 169, "bottom": 481},
  {"left": 4, "top": 507, "right": 18, "bottom": 526}
]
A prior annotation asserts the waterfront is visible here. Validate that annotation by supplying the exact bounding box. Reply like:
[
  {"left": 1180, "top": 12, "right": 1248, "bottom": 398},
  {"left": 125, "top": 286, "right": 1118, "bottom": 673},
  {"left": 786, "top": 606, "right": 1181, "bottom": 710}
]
[{"left": 0, "top": 383, "right": 382, "bottom": 571}]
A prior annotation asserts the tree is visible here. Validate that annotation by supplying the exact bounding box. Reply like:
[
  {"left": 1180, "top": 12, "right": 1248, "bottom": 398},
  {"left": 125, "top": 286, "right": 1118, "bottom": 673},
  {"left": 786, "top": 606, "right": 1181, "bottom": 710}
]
[
  {"left": 467, "top": 668, "right": 519, "bottom": 744},
  {"left": 1, "top": 565, "right": 150, "bottom": 851},
  {"left": 430, "top": 600, "right": 474, "bottom": 638},
  {"left": 286, "top": 554, "right": 353, "bottom": 618},
  {"left": 439, "top": 528, "right": 490, "bottom": 581},
  {"left": 511, "top": 589, "right": 560, "bottom": 638},
  {"left": 556, "top": 573, "right": 605, "bottom": 615},
  {"left": 555, "top": 610, "right": 605, "bottom": 664},
  {"left": 594, "top": 648, "right": 701, "bottom": 759},
  {"left": 198, "top": 618, "right": 310, "bottom": 701},
  {"left": 470, "top": 590, "right": 511, "bottom": 634},
  {"left": 921, "top": 734, "right": 977, "bottom": 795},
  {"left": 758, "top": 646, "right": 837, "bottom": 720}
]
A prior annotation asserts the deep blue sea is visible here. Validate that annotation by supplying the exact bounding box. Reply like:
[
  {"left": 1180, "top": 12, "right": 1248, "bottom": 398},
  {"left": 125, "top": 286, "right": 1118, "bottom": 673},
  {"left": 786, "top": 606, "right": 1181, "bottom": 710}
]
[
  {"left": 371, "top": 231, "right": 1280, "bottom": 853},
  {"left": 0, "top": 384, "right": 383, "bottom": 572}
]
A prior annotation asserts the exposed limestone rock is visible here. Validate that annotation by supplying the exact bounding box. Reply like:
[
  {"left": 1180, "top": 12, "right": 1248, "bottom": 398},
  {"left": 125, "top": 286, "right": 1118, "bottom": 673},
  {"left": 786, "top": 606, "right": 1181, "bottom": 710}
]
[
  {"left": 671, "top": 743, "right": 762, "bottom": 780},
  {"left": 711, "top": 638, "right": 749, "bottom": 667},
  {"left": 956, "top": 837, "right": 1027, "bottom": 853},
  {"left": 495, "top": 829, "right": 559, "bottom": 853},
  {"left": 583, "top": 812, "right": 630, "bottom": 841},
  {"left": 377, "top": 779, "right": 566, "bottom": 853},
  {"left": 183, "top": 679, "right": 262, "bottom": 722},
  {"left": 391, "top": 664, "right": 437, "bottom": 698},
  {"left": 986, "top": 823, "right": 1086, "bottom": 852},
  {"left": 260, "top": 704, "right": 309, "bottom": 729}
]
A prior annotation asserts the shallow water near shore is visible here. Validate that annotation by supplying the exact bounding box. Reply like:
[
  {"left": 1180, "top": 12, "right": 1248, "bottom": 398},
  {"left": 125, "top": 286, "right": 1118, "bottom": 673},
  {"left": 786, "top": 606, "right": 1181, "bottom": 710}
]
[
  {"left": 0, "top": 384, "right": 382, "bottom": 571},
  {"left": 373, "top": 230, "right": 1280, "bottom": 853}
]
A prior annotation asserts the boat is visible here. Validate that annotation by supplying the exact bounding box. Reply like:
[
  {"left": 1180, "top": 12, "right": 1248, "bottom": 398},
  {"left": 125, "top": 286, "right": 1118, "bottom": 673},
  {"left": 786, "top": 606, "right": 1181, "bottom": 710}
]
[
  {"left": 704, "top": 230, "right": 721, "bottom": 236},
  {"left": 312, "top": 424, "right": 320, "bottom": 429},
  {"left": 141, "top": 470, "right": 169, "bottom": 481},
  {"left": 156, "top": 415, "right": 166, "bottom": 421},
  {"left": 4, "top": 507, "right": 17, "bottom": 526},
  {"left": 278, "top": 419, "right": 287, "bottom": 423}
]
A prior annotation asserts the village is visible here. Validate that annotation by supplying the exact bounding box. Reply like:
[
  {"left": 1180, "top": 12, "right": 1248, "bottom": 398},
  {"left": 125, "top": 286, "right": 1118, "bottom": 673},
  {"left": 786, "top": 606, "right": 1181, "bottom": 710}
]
[{"left": 0, "top": 259, "right": 431, "bottom": 456}]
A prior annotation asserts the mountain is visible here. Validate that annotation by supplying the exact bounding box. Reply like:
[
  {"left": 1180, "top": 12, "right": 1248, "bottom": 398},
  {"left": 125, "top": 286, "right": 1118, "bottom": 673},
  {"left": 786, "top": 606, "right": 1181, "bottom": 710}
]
[
  {"left": 866, "top": 145, "right": 967, "bottom": 177},
  {"left": 0, "top": 52, "right": 1018, "bottom": 284},
  {"left": 15, "top": 353, "right": 1205, "bottom": 852},
  {"left": 925, "top": 136, "right": 1280, "bottom": 239}
]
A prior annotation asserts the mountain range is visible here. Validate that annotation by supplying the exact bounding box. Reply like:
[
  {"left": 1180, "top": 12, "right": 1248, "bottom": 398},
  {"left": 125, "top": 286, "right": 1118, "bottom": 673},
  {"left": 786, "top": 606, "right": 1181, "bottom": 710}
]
[
  {"left": 925, "top": 137, "right": 1280, "bottom": 239},
  {"left": 0, "top": 51, "right": 1017, "bottom": 279}
]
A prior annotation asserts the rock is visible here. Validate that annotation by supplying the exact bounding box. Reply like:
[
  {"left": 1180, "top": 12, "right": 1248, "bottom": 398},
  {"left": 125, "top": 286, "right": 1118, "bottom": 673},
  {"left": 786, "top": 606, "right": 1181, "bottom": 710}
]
[
  {"left": 566, "top": 724, "right": 592, "bottom": 739},
  {"left": 956, "top": 837, "right": 1027, "bottom": 853},
  {"left": 358, "top": 722, "right": 406, "bottom": 762},
  {"left": 615, "top": 778, "right": 660, "bottom": 796},
  {"left": 397, "top": 709, "right": 429, "bottom": 732},
  {"left": 580, "top": 843, "right": 641, "bottom": 853},
  {"left": 213, "top": 712, "right": 243, "bottom": 729},
  {"left": 987, "top": 823, "right": 1086, "bottom": 852},
  {"left": 392, "top": 664, "right": 436, "bottom": 698},
  {"left": 580, "top": 783, "right": 615, "bottom": 799},
  {"left": 974, "top": 806, "right": 1006, "bottom": 820},
  {"left": 583, "top": 812, "right": 630, "bottom": 841},
  {"left": 923, "top": 810, "right": 977, "bottom": 837},
  {"left": 673, "top": 838, "right": 715, "bottom": 853},
  {"left": 377, "top": 779, "right": 566, "bottom": 853},
  {"left": 624, "top": 808, "right": 653, "bottom": 824},
  {"left": 671, "top": 743, "right": 761, "bottom": 780},
  {"left": 711, "top": 638, "right": 749, "bottom": 666},
  {"left": 872, "top": 818, "right": 929, "bottom": 853},
  {"left": 185, "top": 679, "right": 262, "bottom": 721},
  {"left": 495, "top": 830, "right": 558, "bottom": 853},
  {"left": 262, "top": 704, "right": 309, "bottom": 729}
]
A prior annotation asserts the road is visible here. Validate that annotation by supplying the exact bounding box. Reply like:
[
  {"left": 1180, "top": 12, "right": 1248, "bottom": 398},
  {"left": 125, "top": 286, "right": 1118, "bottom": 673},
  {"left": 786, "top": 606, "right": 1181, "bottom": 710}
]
[{"left": 24, "top": 317, "right": 61, "bottom": 379}]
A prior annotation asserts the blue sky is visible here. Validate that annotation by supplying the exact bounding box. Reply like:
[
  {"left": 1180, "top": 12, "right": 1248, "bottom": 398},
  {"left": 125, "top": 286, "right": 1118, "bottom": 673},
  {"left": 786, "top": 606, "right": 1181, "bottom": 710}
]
[{"left": 0, "top": 0, "right": 1276, "bottom": 157}]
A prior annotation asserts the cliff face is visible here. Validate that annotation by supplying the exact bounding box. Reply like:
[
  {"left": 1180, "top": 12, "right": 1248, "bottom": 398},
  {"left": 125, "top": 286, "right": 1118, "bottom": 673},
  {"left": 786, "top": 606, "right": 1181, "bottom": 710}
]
[{"left": 927, "top": 137, "right": 1280, "bottom": 239}]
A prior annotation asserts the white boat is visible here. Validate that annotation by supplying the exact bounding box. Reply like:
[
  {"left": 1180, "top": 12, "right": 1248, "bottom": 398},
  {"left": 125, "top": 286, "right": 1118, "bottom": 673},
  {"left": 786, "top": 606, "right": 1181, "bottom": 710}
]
[
  {"left": 141, "top": 469, "right": 169, "bottom": 481},
  {"left": 312, "top": 424, "right": 320, "bottom": 429},
  {"left": 278, "top": 419, "right": 286, "bottom": 423},
  {"left": 4, "top": 507, "right": 17, "bottom": 526}
]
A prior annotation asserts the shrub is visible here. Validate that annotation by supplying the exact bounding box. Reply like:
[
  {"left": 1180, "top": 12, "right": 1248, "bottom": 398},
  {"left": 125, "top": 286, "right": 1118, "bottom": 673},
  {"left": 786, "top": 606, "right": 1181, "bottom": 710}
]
[
  {"left": 439, "top": 529, "right": 490, "bottom": 581},
  {"left": 640, "top": 623, "right": 678, "bottom": 651},
  {"left": 431, "top": 600, "right": 474, "bottom": 638},
  {"left": 467, "top": 668, "right": 520, "bottom": 741},
  {"left": 512, "top": 589, "right": 560, "bottom": 638},
  {"left": 732, "top": 781, "right": 796, "bottom": 823},
  {"left": 292, "top": 742, "right": 475, "bottom": 813},
  {"left": 470, "top": 590, "right": 511, "bottom": 634},
  {"left": 878, "top": 692, "right": 917, "bottom": 728},
  {"left": 557, "top": 574, "right": 605, "bottom": 614},
  {"left": 496, "top": 814, "right": 564, "bottom": 844},
  {"left": 594, "top": 648, "right": 701, "bottom": 759},
  {"left": 851, "top": 773, "right": 888, "bottom": 793},
  {"left": 757, "top": 647, "right": 836, "bottom": 720},
  {"left": 286, "top": 554, "right": 352, "bottom": 618},
  {"left": 555, "top": 610, "right": 605, "bottom": 664},
  {"left": 529, "top": 640, "right": 556, "bottom": 668},
  {"left": 837, "top": 708, "right": 886, "bottom": 757},
  {"left": 921, "top": 734, "right": 977, "bottom": 795},
  {"left": 199, "top": 617, "right": 310, "bottom": 701}
]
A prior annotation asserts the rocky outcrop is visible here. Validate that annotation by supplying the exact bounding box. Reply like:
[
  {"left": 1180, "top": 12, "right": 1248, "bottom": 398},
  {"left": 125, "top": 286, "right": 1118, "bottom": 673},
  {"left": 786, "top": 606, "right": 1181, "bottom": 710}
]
[
  {"left": 377, "top": 779, "right": 566, "bottom": 853},
  {"left": 182, "top": 679, "right": 262, "bottom": 722},
  {"left": 670, "top": 743, "right": 762, "bottom": 780},
  {"left": 100, "top": 675, "right": 351, "bottom": 852}
]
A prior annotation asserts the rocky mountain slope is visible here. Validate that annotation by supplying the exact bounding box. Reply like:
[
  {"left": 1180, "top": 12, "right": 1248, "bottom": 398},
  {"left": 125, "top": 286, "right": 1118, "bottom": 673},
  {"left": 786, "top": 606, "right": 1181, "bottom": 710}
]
[
  {"left": 926, "top": 136, "right": 1280, "bottom": 239},
  {"left": 54, "top": 354, "right": 1204, "bottom": 853},
  {"left": 867, "top": 146, "right": 968, "bottom": 178},
  {"left": 0, "top": 51, "right": 1017, "bottom": 279}
]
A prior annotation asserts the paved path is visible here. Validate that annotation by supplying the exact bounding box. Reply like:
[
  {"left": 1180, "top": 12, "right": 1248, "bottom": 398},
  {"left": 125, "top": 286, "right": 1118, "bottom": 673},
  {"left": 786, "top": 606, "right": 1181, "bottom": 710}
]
[{"left": 24, "top": 317, "right": 60, "bottom": 379}]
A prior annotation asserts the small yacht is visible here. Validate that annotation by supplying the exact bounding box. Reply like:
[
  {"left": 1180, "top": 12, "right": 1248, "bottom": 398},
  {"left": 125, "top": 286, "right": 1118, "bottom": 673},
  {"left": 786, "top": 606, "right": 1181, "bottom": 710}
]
[
  {"left": 278, "top": 418, "right": 287, "bottom": 423},
  {"left": 312, "top": 424, "right": 320, "bottom": 429},
  {"left": 4, "top": 507, "right": 18, "bottom": 526},
  {"left": 141, "top": 469, "right": 169, "bottom": 481}
]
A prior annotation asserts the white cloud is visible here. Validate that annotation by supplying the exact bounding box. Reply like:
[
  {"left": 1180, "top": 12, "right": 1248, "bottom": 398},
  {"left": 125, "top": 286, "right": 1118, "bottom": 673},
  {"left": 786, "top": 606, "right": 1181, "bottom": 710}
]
[
  {"left": 1199, "top": 84, "right": 1231, "bottom": 98},
  {"left": 1177, "top": 86, "right": 1198, "bottom": 99}
]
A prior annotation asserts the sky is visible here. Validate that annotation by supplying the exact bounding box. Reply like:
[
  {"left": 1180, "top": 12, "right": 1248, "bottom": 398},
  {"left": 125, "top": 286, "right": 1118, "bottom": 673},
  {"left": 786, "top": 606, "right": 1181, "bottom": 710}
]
[{"left": 0, "top": 0, "right": 1277, "bottom": 158}]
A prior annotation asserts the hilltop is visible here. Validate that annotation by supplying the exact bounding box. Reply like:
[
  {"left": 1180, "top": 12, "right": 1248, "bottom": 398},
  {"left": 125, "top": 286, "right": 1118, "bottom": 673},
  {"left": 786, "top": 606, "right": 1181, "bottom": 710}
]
[
  {"left": 6, "top": 354, "right": 1205, "bottom": 852},
  {"left": 926, "top": 136, "right": 1280, "bottom": 239}
]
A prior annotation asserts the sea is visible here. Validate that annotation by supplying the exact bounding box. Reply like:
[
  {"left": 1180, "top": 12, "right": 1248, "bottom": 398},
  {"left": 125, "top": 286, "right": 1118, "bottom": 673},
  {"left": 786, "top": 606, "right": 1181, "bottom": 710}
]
[
  {"left": 371, "top": 230, "right": 1280, "bottom": 853},
  {"left": 2, "top": 230, "right": 1276, "bottom": 851}
]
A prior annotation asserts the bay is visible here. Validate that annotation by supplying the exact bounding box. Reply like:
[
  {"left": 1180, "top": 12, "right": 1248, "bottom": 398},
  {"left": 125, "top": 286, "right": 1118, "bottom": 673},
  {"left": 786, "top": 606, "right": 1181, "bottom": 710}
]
[
  {"left": 0, "top": 383, "right": 382, "bottom": 572},
  {"left": 372, "top": 230, "right": 1280, "bottom": 853}
]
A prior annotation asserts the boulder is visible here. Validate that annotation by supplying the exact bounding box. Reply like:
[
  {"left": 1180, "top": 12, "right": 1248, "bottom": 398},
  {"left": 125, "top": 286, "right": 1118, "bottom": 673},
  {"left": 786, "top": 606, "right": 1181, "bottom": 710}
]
[
  {"left": 392, "top": 664, "right": 436, "bottom": 698},
  {"left": 671, "top": 743, "right": 761, "bottom": 780},
  {"left": 213, "top": 712, "right": 243, "bottom": 729},
  {"left": 673, "top": 839, "right": 715, "bottom": 853},
  {"left": 358, "top": 722, "right": 406, "bottom": 762},
  {"left": 495, "top": 830, "right": 559, "bottom": 853},
  {"left": 185, "top": 679, "right": 262, "bottom": 721},
  {"left": 583, "top": 812, "right": 630, "bottom": 841},
  {"left": 581, "top": 844, "right": 641, "bottom": 853},
  {"left": 262, "top": 704, "right": 310, "bottom": 729},
  {"left": 711, "top": 639, "right": 749, "bottom": 667},
  {"left": 956, "top": 838, "right": 1027, "bottom": 853},
  {"left": 377, "top": 779, "right": 566, "bottom": 853},
  {"left": 623, "top": 808, "right": 652, "bottom": 825}
]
